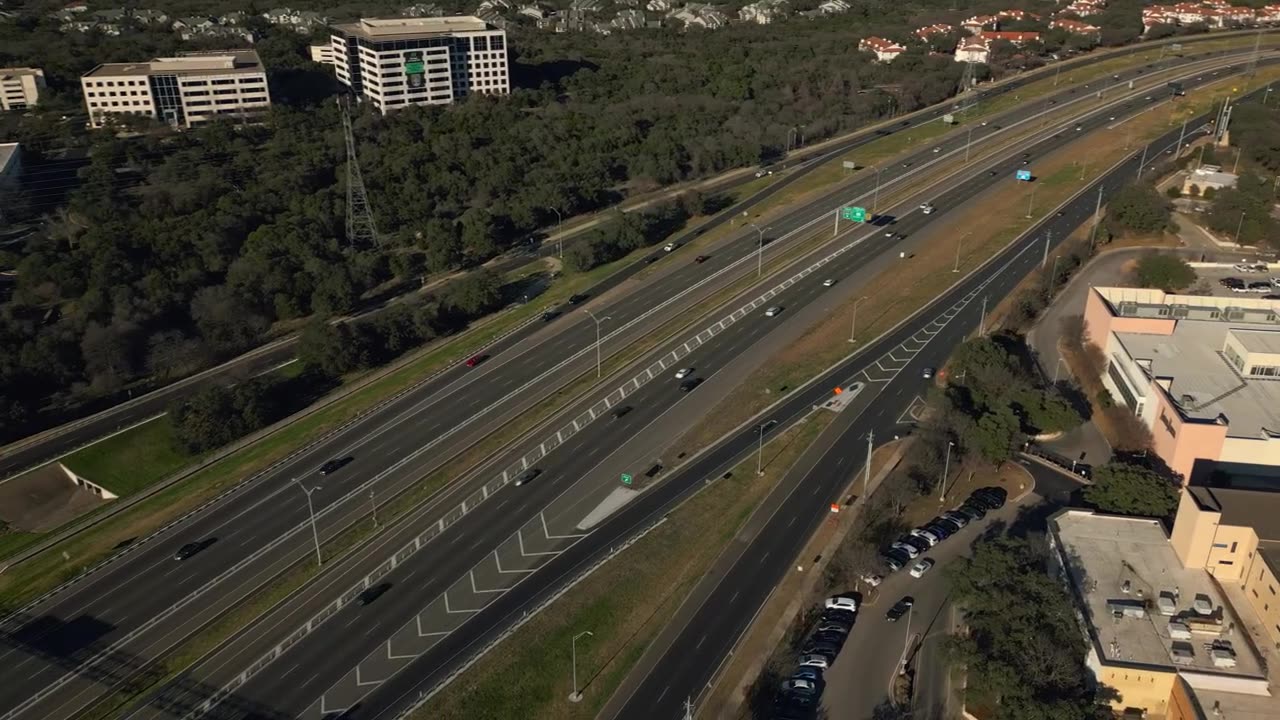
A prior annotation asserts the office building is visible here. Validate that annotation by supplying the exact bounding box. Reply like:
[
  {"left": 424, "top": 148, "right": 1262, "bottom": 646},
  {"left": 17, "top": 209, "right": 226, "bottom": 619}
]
[
  {"left": 80, "top": 50, "right": 271, "bottom": 129},
  {"left": 1049, "top": 508, "right": 1279, "bottom": 719},
  {"left": 1, "top": 68, "right": 45, "bottom": 110},
  {"left": 328, "top": 16, "right": 509, "bottom": 114},
  {"left": 1084, "top": 286, "right": 1280, "bottom": 485}
]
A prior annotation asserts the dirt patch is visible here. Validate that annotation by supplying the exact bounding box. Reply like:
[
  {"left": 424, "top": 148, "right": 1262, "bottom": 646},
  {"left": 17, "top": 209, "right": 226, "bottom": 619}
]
[{"left": 0, "top": 465, "right": 108, "bottom": 533}]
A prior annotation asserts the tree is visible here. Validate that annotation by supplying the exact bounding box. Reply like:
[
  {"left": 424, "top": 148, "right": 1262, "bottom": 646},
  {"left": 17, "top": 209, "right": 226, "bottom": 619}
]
[
  {"left": 1106, "top": 183, "right": 1170, "bottom": 234},
  {"left": 296, "top": 320, "right": 364, "bottom": 378},
  {"left": 969, "top": 405, "right": 1020, "bottom": 465},
  {"left": 1014, "top": 388, "right": 1083, "bottom": 434},
  {"left": 1084, "top": 462, "right": 1179, "bottom": 517},
  {"left": 441, "top": 269, "right": 503, "bottom": 318},
  {"left": 1133, "top": 254, "right": 1196, "bottom": 292}
]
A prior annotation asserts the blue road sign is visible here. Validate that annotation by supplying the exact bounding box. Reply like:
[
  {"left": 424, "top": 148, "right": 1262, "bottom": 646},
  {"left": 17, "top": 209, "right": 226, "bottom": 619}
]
[{"left": 1016, "top": 169, "right": 1032, "bottom": 181}]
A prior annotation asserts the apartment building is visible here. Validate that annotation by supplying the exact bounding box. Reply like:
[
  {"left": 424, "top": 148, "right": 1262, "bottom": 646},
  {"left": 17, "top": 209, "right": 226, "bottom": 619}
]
[
  {"left": 0, "top": 68, "right": 45, "bottom": 111},
  {"left": 328, "top": 16, "right": 509, "bottom": 114},
  {"left": 80, "top": 50, "right": 271, "bottom": 129}
]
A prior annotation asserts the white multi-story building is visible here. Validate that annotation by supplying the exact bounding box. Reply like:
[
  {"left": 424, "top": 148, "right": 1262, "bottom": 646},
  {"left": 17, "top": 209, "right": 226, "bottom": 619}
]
[
  {"left": 80, "top": 50, "right": 271, "bottom": 129},
  {"left": 328, "top": 16, "right": 509, "bottom": 114},
  {"left": 0, "top": 68, "right": 45, "bottom": 110}
]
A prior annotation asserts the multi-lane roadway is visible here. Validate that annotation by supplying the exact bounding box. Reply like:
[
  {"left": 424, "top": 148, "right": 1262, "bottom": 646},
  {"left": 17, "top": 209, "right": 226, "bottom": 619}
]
[{"left": 0, "top": 45, "right": 1270, "bottom": 720}]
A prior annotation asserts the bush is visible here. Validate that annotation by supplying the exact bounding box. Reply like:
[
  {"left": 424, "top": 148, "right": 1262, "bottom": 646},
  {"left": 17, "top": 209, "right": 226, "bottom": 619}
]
[{"left": 1133, "top": 254, "right": 1196, "bottom": 292}]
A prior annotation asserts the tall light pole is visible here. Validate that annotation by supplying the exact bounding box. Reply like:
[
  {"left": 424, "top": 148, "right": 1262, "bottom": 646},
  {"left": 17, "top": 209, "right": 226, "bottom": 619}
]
[
  {"left": 898, "top": 601, "right": 915, "bottom": 673},
  {"left": 1089, "top": 185, "right": 1104, "bottom": 252},
  {"left": 953, "top": 232, "right": 970, "bottom": 273},
  {"left": 965, "top": 126, "right": 974, "bottom": 163},
  {"left": 757, "top": 421, "right": 772, "bottom": 476},
  {"left": 1025, "top": 184, "right": 1037, "bottom": 219},
  {"left": 939, "top": 441, "right": 954, "bottom": 503},
  {"left": 292, "top": 478, "right": 323, "bottom": 568},
  {"left": 1047, "top": 255, "right": 1063, "bottom": 294},
  {"left": 569, "top": 630, "right": 593, "bottom": 702},
  {"left": 584, "top": 310, "right": 611, "bottom": 378},
  {"left": 548, "top": 206, "right": 563, "bottom": 258},
  {"left": 1137, "top": 143, "right": 1149, "bottom": 179},
  {"left": 1234, "top": 210, "right": 1247, "bottom": 245},
  {"left": 1042, "top": 230, "right": 1053, "bottom": 268},
  {"left": 849, "top": 296, "right": 868, "bottom": 343},
  {"left": 872, "top": 166, "right": 884, "bottom": 213},
  {"left": 369, "top": 489, "right": 378, "bottom": 528},
  {"left": 747, "top": 222, "right": 765, "bottom": 277}
]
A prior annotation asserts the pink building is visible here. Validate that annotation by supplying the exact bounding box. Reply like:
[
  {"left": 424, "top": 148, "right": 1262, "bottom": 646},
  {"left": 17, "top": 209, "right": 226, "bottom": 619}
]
[{"left": 1084, "top": 286, "right": 1280, "bottom": 485}]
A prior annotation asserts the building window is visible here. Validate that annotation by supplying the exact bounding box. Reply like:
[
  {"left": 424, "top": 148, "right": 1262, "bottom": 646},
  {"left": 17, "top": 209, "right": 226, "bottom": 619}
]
[
  {"left": 1219, "top": 560, "right": 1234, "bottom": 566},
  {"left": 1250, "top": 365, "right": 1280, "bottom": 377},
  {"left": 1225, "top": 345, "right": 1245, "bottom": 371},
  {"left": 1213, "top": 543, "right": 1230, "bottom": 548}
]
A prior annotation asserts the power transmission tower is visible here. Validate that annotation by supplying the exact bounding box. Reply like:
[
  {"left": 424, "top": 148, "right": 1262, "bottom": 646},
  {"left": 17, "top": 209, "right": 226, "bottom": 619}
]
[
  {"left": 1246, "top": 28, "right": 1262, "bottom": 78},
  {"left": 340, "top": 99, "right": 380, "bottom": 247},
  {"left": 959, "top": 60, "right": 976, "bottom": 95},
  {"left": 682, "top": 697, "right": 694, "bottom": 720}
]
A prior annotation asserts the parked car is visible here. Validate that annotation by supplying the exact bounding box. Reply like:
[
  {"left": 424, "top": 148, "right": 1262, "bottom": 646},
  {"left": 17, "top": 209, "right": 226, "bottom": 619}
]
[
  {"left": 883, "top": 552, "right": 906, "bottom": 573},
  {"left": 931, "top": 516, "right": 962, "bottom": 533},
  {"left": 891, "top": 541, "right": 921, "bottom": 559},
  {"left": 860, "top": 573, "right": 884, "bottom": 587},
  {"left": 941, "top": 511, "right": 971, "bottom": 528},
  {"left": 957, "top": 504, "right": 987, "bottom": 522},
  {"left": 781, "top": 678, "right": 817, "bottom": 695},
  {"left": 923, "top": 522, "right": 953, "bottom": 541},
  {"left": 817, "top": 622, "right": 851, "bottom": 636},
  {"left": 900, "top": 535, "right": 931, "bottom": 553},
  {"left": 791, "top": 667, "right": 823, "bottom": 684},
  {"left": 1249, "top": 282, "right": 1272, "bottom": 293},
  {"left": 910, "top": 528, "right": 940, "bottom": 546},
  {"left": 798, "top": 653, "right": 830, "bottom": 670},
  {"left": 822, "top": 608, "right": 856, "bottom": 626},
  {"left": 825, "top": 595, "right": 858, "bottom": 612},
  {"left": 909, "top": 558, "right": 936, "bottom": 578},
  {"left": 886, "top": 596, "right": 914, "bottom": 622},
  {"left": 922, "top": 367, "right": 935, "bottom": 379},
  {"left": 972, "top": 486, "right": 1008, "bottom": 509}
]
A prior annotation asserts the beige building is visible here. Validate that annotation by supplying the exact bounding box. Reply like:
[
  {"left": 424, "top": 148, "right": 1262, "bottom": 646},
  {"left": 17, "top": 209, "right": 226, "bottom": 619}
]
[
  {"left": 1084, "top": 286, "right": 1280, "bottom": 485},
  {"left": 309, "top": 43, "right": 336, "bottom": 65},
  {"left": 0, "top": 68, "right": 45, "bottom": 110},
  {"left": 1049, "top": 508, "right": 1278, "bottom": 720},
  {"left": 80, "top": 50, "right": 271, "bottom": 129},
  {"left": 328, "top": 16, "right": 509, "bottom": 114}
]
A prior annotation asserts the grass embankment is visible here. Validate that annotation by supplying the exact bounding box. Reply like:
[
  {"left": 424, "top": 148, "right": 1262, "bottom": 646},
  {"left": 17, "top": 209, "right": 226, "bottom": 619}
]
[
  {"left": 415, "top": 411, "right": 835, "bottom": 720},
  {"left": 60, "top": 419, "right": 192, "bottom": 497},
  {"left": 672, "top": 66, "right": 1280, "bottom": 457}
]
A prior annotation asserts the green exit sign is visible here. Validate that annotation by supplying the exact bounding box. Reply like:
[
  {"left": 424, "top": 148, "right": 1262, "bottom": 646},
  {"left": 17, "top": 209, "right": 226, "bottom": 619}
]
[
  {"left": 841, "top": 207, "right": 867, "bottom": 222},
  {"left": 621, "top": 473, "right": 633, "bottom": 486}
]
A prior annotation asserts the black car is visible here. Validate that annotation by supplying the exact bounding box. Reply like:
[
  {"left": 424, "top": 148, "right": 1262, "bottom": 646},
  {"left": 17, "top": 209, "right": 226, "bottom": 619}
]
[
  {"left": 801, "top": 640, "right": 841, "bottom": 662},
  {"left": 957, "top": 503, "right": 987, "bottom": 522},
  {"left": 810, "top": 629, "right": 847, "bottom": 648},
  {"left": 611, "top": 405, "right": 633, "bottom": 419},
  {"left": 900, "top": 535, "right": 930, "bottom": 553},
  {"left": 931, "top": 516, "right": 962, "bottom": 533},
  {"left": 967, "top": 493, "right": 1002, "bottom": 511},
  {"left": 319, "top": 457, "right": 353, "bottom": 475},
  {"left": 822, "top": 608, "right": 856, "bottom": 626},
  {"left": 883, "top": 546, "right": 911, "bottom": 565},
  {"left": 972, "top": 486, "right": 1008, "bottom": 509},
  {"left": 514, "top": 467, "right": 542, "bottom": 486},
  {"left": 924, "top": 522, "right": 953, "bottom": 540},
  {"left": 886, "top": 596, "right": 914, "bottom": 622},
  {"left": 541, "top": 310, "right": 559, "bottom": 322},
  {"left": 568, "top": 293, "right": 589, "bottom": 304},
  {"left": 358, "top": 582, "right": 391, "bottom": 606},
  {"left": 679, "top": 378, "right": 702, "bottom": 392},
  {"left": 173, "top": 540, "right": 209, "bottom": 561}
]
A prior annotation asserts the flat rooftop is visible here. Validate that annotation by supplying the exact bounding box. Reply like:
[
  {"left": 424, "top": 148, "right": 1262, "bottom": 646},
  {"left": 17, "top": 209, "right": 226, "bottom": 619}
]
[
  {"left": 0, "top": 67, "right": 43, "bottom": 79},
  {"left": 0, "top": 143, "right": 18, "bottom": 174},
  {"left": 333, "top": 16, "right": 492, "bottom": 39},
  {"left": 1187, "top": 486, "right": 1280, "bottom": 542},
  {"left": 1051, "top": 510, "right": 1267, "bottom": 682},
  {"left": 1114, "top": 321, "right": 1280, "bottom": 441},
  {"left": 83, "top": 50, "right": 264, "bottom": 78}
]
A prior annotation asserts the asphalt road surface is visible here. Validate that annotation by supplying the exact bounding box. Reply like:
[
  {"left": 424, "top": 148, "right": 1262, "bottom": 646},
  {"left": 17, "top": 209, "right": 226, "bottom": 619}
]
[
  {"left": 150, "top": 60, "right": 1280, "bottom": 720},
  {"left": 0, "top": 30, "right": 1259, "bottom": 480},
  {"left": 1, "top": 51, "right": 1265, "bottom": 720}
]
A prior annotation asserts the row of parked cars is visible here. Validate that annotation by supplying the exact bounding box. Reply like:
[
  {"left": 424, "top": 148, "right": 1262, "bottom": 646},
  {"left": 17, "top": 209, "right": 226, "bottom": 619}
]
[
  {"left": 1218, "top": 276, "right": 1280, "bottom": 295},
  {"left": 771, "top": 595, "right": 859, "bottom": 718},
  {"left": 881, "top": 486, "right": 1008, "bottom": 575}
]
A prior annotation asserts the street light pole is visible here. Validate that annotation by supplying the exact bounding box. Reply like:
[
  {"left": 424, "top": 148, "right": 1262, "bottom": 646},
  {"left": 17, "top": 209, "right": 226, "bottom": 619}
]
[
  {"left": 1042, "top": 230, "right": 1052, "bottom": 268},
  {"left": 1025, "top": 184, "right": 1036, "bottom": 219},
  {"left": 747, "top": 222, "right": 765, "bottom": 277},
  {"left": 292, "top": 478, "right": 323, "bottom": 568},
  {"left": 1137, "top": 143, "right": 1149, "bottom": 179},
  {"left": 849, "top": 296, "right": 868, "bottom": 343},
  {"left": 369, "top": 489, "right": 378, "bottom": 528},
  {"left": 939, "top": 441, "right": 954, "bottom": 503},
  {"left": 1047, "top": 255, "right": 1063, "bottom": 294},
  {"left": 548, "top": 206, "right": 563, "bottom": 258},
  {"left": 1234, "top": 210, "right": 1247, "bottom": 245},
  {"left": 584, "top": 310, "right": 611, "bottom": 378},
  {"left": 569, "top": 630, "right": 593, "bottom": 702},
  {"left": 953, "top": 232, "right": 970, "bottom": 273},
  {"left": 872, "top": 167, "right": 883, "bottom": 214},
  {"left": 1089, "top": 185, "right": 1104, "bottom": 252},
  {"left": 965, "top": 126, "right": 974, "bottom": 162}
]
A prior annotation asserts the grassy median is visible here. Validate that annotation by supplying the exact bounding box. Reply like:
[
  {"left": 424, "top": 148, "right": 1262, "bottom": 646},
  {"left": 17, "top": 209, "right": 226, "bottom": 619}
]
[{"left": 416, "top": 411, "right": 836, "bottom": 720}]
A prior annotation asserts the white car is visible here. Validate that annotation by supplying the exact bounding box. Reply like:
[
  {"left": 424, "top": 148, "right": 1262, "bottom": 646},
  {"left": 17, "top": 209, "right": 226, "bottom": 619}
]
[
  {"left": 765, "top": 306, "right": 783, "bottom": 317},
  {"left": 822, "top": 278, "right": 836, "bottom": 287},
  {"left": 932, "top": 146, "right": 941, "bottom": 153},
  {"left": 798, "top": 653, "right": 830, "bottom": 669},
  {"left": 674, "top": 368, "right": 693, "bottom": 379},
  {"left": 909, "top": 528, "right": 940, "bottom": 546},
  {"left": 663, "top": 242, "right": 678, "bottom": 252},
  {"left": 920, "top": 203, "right": 935, "bottom": 214},
  {"left": 909, "top": 558, "right": 936, "bottom": 578},
  {"left": 782, "top": 678, "right": 817, "bottom": 694},
  {"left": 825, "top": 595, "right": 858, "bottom": 612},
  {"left": 891, "top": 541, "right": 921, "bottom": 559},
  {"left": 860, "top": 573, "right": 884, "bottom": 587}
]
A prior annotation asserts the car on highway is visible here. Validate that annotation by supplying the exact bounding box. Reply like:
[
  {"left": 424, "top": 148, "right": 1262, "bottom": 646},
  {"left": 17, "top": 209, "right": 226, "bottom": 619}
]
[
  {"left": 909, "top": 558, "right": 936, "bottom": 578},
  {"left": 679, "top": 378, "right": 702, "bottom": 392},
  {"left": 694, "top": 255, "right": 710, "bottom": 264},
  {"left": 674, "top": 367, "right": 693, "bottom": 379},
  {"left": 541, "top": 310, "right": 559, "bottom": 322},
  {"left": 464, "top": 353, "right": 487, "bottom": 368},
  {"left": 909, "top": 528, "right": 940, "bottom": 546},
  {"left": 919, "top": 202, "right": 936, "bottom": 214},
  {"left": 822, "top": 278, "right": 836, "bottom": 287},
  {"left": 514, "top": 467, "right": 542, "bottom": 486},
  {"left": 921, "top": 367, "right": 935, "bottom": 379},
  {"left": 933, "top": 146, "right": 941, "bottom": 153},
  {"left": 765, "top": 306, "right": 783, "bottom": 317},
  {"left": 357, "top": 582, "right": 392, "bottom": 606},
  {"left": 890, "top": 541, "right": 921, "bottom": 559},
  {"left": 758, "top": 419, "right": 779, "bottom": 434},
  {"left": 886, "top": 597, "right": 914, "bottom": 622},
  {"left": 319, "top": 457, "right": 352, "bottom": 475},
  {"left": 798, "top": 653, "right": 830, "bottom": 670},
  {"left": 611, "top": 405, "right": 633, "bottom": 419},
  {"left": 568, "top": 293, "right": 589, "bottom": 304},
  {"left": 173, "top": 540, "right": 211, "bottom": 561},
  {"left": 825, "top": 595, "right": 858, "bottom": 612},
  {"left": 663, "top": 242, "right": 679, "bottom": 252}
]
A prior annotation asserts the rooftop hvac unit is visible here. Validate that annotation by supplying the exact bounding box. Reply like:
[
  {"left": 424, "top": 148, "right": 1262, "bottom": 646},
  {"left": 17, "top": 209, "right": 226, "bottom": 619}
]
[
  {"left": 1171, "top": 642, "right": 1196, "bottom": 665},
  {"left": 1169, "top": 621, "right": 1192, "bottom": 640},
  {"left": 1157, "top": 594, "right": 1176, "bottom": 616},
  {"left": 1192, "top": 595, "right": 1213, "bottom": 615},
  {"left": 1211, "top": 648, "right": 1238, "bottom": 668}
]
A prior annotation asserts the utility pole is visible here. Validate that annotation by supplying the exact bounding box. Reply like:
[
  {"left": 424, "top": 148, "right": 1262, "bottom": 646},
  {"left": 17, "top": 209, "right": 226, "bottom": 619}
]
[
  {"left": 584, "top": 310, "right": 611, "bottom": 378},
  {"left": 1047, "top": 255, "right": 1063, "bottom": 294},
  {"left": 548, "top": 206, "right": 563, "bottom": 258},
  {"left": 748, "top": 223, "right": 765, "bottom": 277},
  {"left": 1025, "top": 184, "right": 1036, "bottom": 219},
  {"left": 340, "top": 100, "right": 380, "bottom": 247},
  {"left": 939, "top": 441, "right": 955, "bottom": 503},
  {"left": 1233, "top": 146, "right": 1243, "bottom": 175},
  {"left": 1042, "top": 230, "right": 1052, "bottom": 268},
  {"left": 292, "top": 479, "right": 323, "bottom": 568},
  {"left": 864, "top": 430, "right": 874, "bottom": 496},
  {"left": 872, "top": 166, "right": 884, "bottom": 213},
  {"left": 849, "top": 296, "right": 868, "bottom": 343},
  {"left": 1176, "top": 118, "right": 1188, "bottom": 157},
  {"left": 1234, "top": 210, "right": 1247, "bottom": 245},
  {"left": 953, "top": 232, "right": 968, "bottom": 272},
  {"left": 1137, "top": 143, "right": 1149, "bottom": 179},
  {"left": 978, "top": 295, "right": 988, "bottom": 336},
  {"left": 683, "top": 698, "right": 694, "bottom": 720},
  {"left": 1247, "top": 28, "right": 1262, "bottom": 78},
  {"left": 965, "top": 126, "right": 974, "bottom": 162},
  {"left": 757, "top": 421, "right": 770, "bottom": 476},
  {"left": 1089, "top": 185, "right": 1104, "bottom": 252}
]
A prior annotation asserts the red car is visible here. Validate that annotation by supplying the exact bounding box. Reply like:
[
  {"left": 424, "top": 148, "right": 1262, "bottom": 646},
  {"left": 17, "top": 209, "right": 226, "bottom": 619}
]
[
  {"left": 465, "top": 354, "right": 487, "bottom": 368},
  {"left": 694, "top": 255, "right": 710, "bottom": 264}
]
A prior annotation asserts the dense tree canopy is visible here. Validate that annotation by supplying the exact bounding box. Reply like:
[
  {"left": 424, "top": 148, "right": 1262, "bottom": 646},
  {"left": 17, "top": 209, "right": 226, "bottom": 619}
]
[
  {"left": 1084, "top": 461, "right": 1180, "bottom": 516},
  {"left": 1133, "top": 253, "right": 1196, "bottom": 292}
]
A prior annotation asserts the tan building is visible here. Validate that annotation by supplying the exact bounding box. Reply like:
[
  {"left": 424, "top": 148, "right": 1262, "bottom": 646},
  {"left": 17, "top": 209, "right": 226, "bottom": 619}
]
[
  {"left": 80, "top": 50, "right": 271, "bottom": 129},
  {"left": 1084, "top": 286, "right": 1280, "bottom": 485},
  {"left": 309, "top": 43, "right": 335, "bottom": 65},
  {"left": 1049, "top": 508, "right": 1278, "bottom": 719},
  {"left": 0, "top": 68, "right": 45, "bottom": 110},
  {"left": 328, "top": 16, "right": 509, "bottom": 114}
]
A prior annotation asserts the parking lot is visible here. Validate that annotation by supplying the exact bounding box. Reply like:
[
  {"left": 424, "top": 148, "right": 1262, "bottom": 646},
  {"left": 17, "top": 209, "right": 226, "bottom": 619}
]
[{"left": 1191, "top": 264, "right": 1280, "bottom": 299}]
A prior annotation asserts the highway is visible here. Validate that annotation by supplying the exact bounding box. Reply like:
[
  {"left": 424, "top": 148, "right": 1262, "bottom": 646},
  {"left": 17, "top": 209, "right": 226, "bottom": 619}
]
[
  {"left": 0, "top": 28, "right": 1268, "bottom": 481},
  {"left": 600, "top": 84, "right": 1268, "bottom": 720},
  {"left": 0, "top": 48, "right": 1266, "bottom": 720},
  {"left": 145, "top": 58, "right": 1280, "bottom": 720}
]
